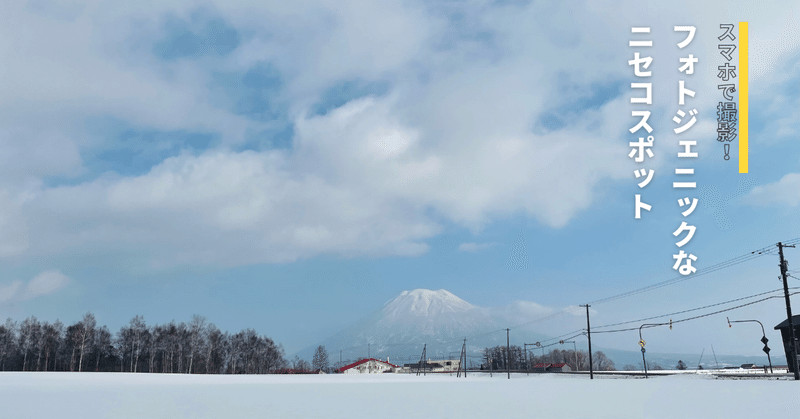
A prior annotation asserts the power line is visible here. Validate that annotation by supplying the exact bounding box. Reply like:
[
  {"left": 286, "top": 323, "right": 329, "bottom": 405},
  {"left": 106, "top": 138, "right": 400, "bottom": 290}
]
[
  {"left": 515, "top": 288, "right": 797, "bottom": 354},
  {"left": 497, "top": 240, "right": 789, "bottom": 334},
  {"left": 592, "top": 292, "right": 800, "bottom": 335},
  {"left": 592, "top": 287, "right": 796, "bottom": 330},
  {"left": 588, "top": 251, "right": 769, "bottom": 305},
  {"left": 537, "top": 329, "right": 587, "bottom": 345}
]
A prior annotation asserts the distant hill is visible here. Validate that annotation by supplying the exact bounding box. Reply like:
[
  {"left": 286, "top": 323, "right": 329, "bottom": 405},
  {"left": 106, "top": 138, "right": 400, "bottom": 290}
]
[{"left": 599, "top": 347, "right": 782, "bottom": 371}]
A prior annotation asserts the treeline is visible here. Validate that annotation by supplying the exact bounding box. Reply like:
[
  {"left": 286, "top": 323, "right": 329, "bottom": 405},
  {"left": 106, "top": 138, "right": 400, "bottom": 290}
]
[
  {"left": 0, "top": 313, "right": 286, "bottom": 374},
  {"left": 482, "top": 345, "right": 616, "bottom": 371}
]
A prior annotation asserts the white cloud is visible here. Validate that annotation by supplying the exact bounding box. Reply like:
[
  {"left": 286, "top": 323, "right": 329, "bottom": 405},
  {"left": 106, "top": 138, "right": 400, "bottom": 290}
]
[
  {"left": 21, "top": 270, "right": 71, "bottom": 300},
  {"left": 742, "top": 173, "right": 800, "bottom": 207},
  {"left": 0, "top": 0, "right": 799, "bottom": 268},
  {"left": 0, "top": 270, "right": 70, "bottom": 302},
  {"left": 502, "top": 301, "right": 556, "bottom": 319},
  {"left": 22, "top": 143, "right": 440, "bottom": 266}
]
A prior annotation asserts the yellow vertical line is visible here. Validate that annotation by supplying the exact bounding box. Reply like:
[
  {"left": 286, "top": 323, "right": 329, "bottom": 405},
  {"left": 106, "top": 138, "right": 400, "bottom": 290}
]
[{"left": 739, "top": 22, "right": 748, "bottom": 173}]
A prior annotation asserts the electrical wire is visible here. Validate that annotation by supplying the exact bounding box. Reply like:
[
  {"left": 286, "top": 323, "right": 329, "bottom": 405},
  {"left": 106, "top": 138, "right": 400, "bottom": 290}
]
[
  {"left": 592, "top": 291, "right": 800, "bottom": 335},
  {"left": 498, "top": 240, "right": 791, "bottom": 333},
  {"left": 592, "top": 287, "right": 796, "bottom": 330}
]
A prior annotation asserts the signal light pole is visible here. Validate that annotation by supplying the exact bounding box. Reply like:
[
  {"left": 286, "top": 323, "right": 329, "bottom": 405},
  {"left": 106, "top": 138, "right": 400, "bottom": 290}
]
[{"left": 726, "top": 317, "right": 772, "bottom": 373}]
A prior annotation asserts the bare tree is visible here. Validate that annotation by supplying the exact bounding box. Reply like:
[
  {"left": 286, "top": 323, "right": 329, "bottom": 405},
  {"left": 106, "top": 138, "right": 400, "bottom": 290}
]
[
  {"left": 482, "top": 345, "right": 523, "bottom": 370},
  {"left": 40, "top": 321, "right": 62, "bottom": 371},
  {"left": 163, "top": 322, "right": 178, "bottom": 373},
  {"left": 205, "top": 324, "right": 224, "bottom": 374},
  {"left": 130, "top": 316, "right": 148, "bottom": 372},
  {"left": 293, "top": 356, "right": 311, "bottom": 372},
  {"left": 228, "top": 331, "right": 244, "bottom": 374},
  {"left": 187, "top": 315, "right": 206, "bottom": 374},
  {"left": 639, "top": 360, "right": 662, "bottom": 371},
  {"left": 117, "top": 316, "right": 148, "bottom": 372},
  {"left": 18, "top": 317, "right": 40, "bottom": 371},
  {"left": 265, "top": 341, "right": 285, "bottom": 372},
  {"left": 94, "top": 326, "right": 112, "bottom": 372},
  {"left": 0, "top": 313, "right": 284, "bottom": 374},
  {"left": 78, "top": 312, "right": 96, "bottom": 372},
  {"left": 65, "top": 323, "right": 81, "bottom": 371},
  {"left": 0, "top": 319, "right": 16, "bottom": 371},
  {"left": 593, "top": 351, "right": 616, "bottom": 371},
  {"left": 147, "top": 325, "right": 162, "bottom": 373}
]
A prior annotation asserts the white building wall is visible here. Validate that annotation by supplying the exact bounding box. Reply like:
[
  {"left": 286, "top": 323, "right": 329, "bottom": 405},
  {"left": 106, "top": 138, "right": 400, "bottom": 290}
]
[{"left": 342, "top": 359, "right": 396, "bottom": 374}]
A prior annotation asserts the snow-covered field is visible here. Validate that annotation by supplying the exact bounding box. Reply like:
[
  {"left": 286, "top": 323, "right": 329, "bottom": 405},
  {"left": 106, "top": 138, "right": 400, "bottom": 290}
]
[{"left": 1, "top": 372, "right": 797, "bottom": 419}]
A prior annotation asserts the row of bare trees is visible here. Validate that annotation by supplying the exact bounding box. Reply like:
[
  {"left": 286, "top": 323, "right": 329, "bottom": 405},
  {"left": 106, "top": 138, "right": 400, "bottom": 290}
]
[
  {"left": 481, "top": 345, "right": 616, "bottom": 371},
  {"left": 0, "top": 313, "right": 286, "bottom": 374}
]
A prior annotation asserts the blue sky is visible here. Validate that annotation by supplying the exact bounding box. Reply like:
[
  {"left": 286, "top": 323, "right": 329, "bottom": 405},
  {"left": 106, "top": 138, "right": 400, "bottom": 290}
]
[{"left": 0, "top": 0, "right": 799, "bottom": 359}]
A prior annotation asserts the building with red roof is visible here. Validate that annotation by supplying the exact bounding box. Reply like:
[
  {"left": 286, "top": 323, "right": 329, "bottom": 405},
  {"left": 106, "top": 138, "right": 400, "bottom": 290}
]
[{"left": 338, "top": 358, "right": 399, "bottom": 374}]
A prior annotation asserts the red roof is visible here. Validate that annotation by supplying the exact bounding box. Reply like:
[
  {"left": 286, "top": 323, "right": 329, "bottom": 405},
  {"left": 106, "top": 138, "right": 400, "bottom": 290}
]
[
  {"left": 338, "top": 358, "right": 399, "bottom": 373},
  {"left": 550, "top": 363, "right": 568, "bottom": 368},
  {"left": 532, "top": 363, "right": 551, "bottom": 368}
]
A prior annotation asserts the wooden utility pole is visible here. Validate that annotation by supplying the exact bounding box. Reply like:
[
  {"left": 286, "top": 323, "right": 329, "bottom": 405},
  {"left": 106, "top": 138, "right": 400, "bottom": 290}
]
[
  {"left": 778, "top": 242, "right": 799, "bottom": 380},
  {"left": 457, "top": 338, "right": 467, "bottom": 378},
  {"left": 506, "top": 329, "right": 510, "bottom": 379},
  {"left": 416, "top": 344, "right": 427, "bottom": 376},
  {"left": 581, "top": 304, "right": 593, "bottom": 379},
  {"left": 524, "top": 343, "right": 528, "bottom": 375}
]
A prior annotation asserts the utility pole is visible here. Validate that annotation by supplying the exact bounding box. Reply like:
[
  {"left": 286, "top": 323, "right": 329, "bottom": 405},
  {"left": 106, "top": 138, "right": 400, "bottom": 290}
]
[
  {"left": 581, "top": 304, "right": 593, "bottom": 379},
  {"left": 697, "top": 348, "right": 704, "bottom": 369},
  {"left": 778, "top": 242, "right": 799, "bottom": 380},
  {"left": 506, "top": 328, "right": 510, "bottom": 379},
  {"left": 457, "top": 338, "right": 467, "bottom": 378},
  {"left": 711, "top": 344, "right": 720, "bottom": 369},
  {"left": 416, "top": 344, "right": 427, "bottom": 376},
  {"left": 524, "top": 343, "right": 528, "bottom": 375}
]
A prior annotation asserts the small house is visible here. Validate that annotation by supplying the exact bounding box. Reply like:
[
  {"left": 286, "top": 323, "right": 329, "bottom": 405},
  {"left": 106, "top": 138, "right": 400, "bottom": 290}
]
[
  {"left": 338, "top": 358, "right": 398, "bottom": 374},
  {"left": 531, "top": 363, "right": 551, "bottom": 373},
  {"left": 774, "top": 315, "right": 800, "bottom": 373}
]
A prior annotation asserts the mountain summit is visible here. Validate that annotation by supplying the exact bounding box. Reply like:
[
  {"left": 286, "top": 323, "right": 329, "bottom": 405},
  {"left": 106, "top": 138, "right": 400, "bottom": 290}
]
[
  {"left": 382, "top": 289, "right": 476, "bottom": 319},
  {"left": 372, "top": 289, "right": 493, "bottom": 339}
]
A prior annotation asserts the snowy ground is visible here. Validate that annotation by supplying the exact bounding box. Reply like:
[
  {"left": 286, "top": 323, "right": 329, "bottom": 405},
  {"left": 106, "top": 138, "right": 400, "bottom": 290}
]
[{"left": 1, "top": 372, "right": 797, "bottom": 419}]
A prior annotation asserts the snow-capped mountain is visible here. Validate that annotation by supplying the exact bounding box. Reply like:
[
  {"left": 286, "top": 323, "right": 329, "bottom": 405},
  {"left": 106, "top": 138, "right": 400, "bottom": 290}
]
[
  {"left": 295, "top": 289, "right": 550, "bottom": 365},
  {"left": 382, "top": 289, "right": 477, "bottom": 319},
  {"left": 373, "top": 289, "right": 494, "bottom": 339}
]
